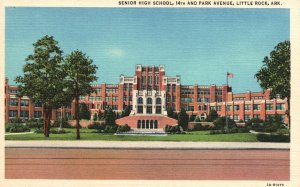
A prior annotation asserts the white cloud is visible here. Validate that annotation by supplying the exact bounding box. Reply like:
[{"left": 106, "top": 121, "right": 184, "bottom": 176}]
[{"left": 106, "top": 48, "right": 125, "bottom": 57}]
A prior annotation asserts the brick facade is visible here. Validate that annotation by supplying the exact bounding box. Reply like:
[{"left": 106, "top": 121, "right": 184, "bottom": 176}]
[{"left": 4, "top": 64, "right": 289, "bottom": 128}]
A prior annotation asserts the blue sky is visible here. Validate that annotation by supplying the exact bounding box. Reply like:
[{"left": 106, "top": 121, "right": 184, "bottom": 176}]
[{"left": 5, "top": 8, "right": 289, "bottom": 93}]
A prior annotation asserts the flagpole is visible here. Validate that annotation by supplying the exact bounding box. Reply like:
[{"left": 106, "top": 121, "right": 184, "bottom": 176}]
[{"left": 225, "top": 72, "right": 228, "bottom": 131}]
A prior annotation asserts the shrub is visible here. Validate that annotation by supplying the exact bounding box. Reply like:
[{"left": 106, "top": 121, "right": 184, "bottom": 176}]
[
  {"left": 256, "top": 134, "right": 290, "bottom": 142},
  {"left": 190, "top": 123, "right": 212, "bottom": 131},
  {"left": 213, "top": 117, "right": 236, "bottom": 130},
  {"left": 104, "top": 125, "right": 118, "bottom": 133},
  {"left": 164, "top": 125, "right": 182, "bottom": 134},
  {"left": 88, "top": 122, "right": 105, "bottom": 130},
  {"left": 116, "top": 124, "right": 131, "bottom": 133},
  {"left": 6, "top": 123, "right": 30, "bottom": 133},
  {"left": 26, "top": 121, "right": 43, "bottom": 129},
  {"left": 52, "top": 120, "right": 73, "bottom": 128},
  {"left": 237, "top": 127, "right": 249, "bottom": 133},
  {"left": 49, "top": 128, "right": 66, "bottom": 134},
  {"left": 9, "top": 118, "right": 25, "bottom": 123},
  {"left": 34, "top": 128, "right": 44, "bottom": 133}
]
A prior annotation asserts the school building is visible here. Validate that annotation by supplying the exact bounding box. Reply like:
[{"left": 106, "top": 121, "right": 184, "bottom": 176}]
[{"left": 4, "top": 64, "right": 289, "bottom": 129}]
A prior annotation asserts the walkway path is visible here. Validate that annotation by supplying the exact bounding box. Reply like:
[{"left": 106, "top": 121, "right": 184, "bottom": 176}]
[{"left": 5, "top": 141, "right": 290, "bottom": 150}]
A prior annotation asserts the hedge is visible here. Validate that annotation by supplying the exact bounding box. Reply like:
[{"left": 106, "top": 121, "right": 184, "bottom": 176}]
[{"left": 256, "top": 134, "right": 290, "bottom": 142}]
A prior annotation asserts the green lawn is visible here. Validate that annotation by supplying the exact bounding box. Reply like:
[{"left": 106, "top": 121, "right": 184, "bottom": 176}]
[{"left": 5, "top": 128, "right": 258, "bottom": 142}]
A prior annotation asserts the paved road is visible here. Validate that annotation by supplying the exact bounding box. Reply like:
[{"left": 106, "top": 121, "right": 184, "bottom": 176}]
[{"left": 5, "top": 148, "right": 289, "bottom": 180}]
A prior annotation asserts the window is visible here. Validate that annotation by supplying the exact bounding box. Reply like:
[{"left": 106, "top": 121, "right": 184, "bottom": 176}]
[
  {"left": 9, "top": 110, "right": 18, "bottom": 118},
  {"left": 216, "top": 90, "right": 222, "bottom": 95},
  {"left": 216, "top": 98, "right": 222, "bottom": 102},
  {"left": 89, "top": 96, "right": 94, "bottom": 102},
  {"left": 279, "top": 115, "right": 285, "bottom": 122},
  {"left": 156, "top": 106, "right": 162, "bottom": 114},
  {"left": 217, "top": 106, "right": 221, "bottom": 111},
  {"left": 253, "top": 114, "right": 260, "bottom": 119},
  {"left": 187, "top": 106, "right": 194, "bottom": 111},
  {"left": 123, "top": 84, "right": 128, "bottom": 91},
  {"left": 137, "top": 97, "right": 143, "bottom": 104},
  {"left": 9, "top": 99, "right": 18, "bottom": 106},
  {"left": 147, "top": 98, "right": 152, "bottom": 105},
  {"left": 34, "top": 102, "right": 42, "bottom": 108},
  {"left": 233, "top": 115, "right": 239, "bottom": 121},
  {"left": 105, "top": 96, "right": 110, "bottom": 102},
  {"left": 156, "top": 98, "right": 161, "bottom": 105},
  {"left": 111, "top": 105, "right": 118, "bottom": 110},
  {"left": 244, "top": 104, "right": 251, "bottom": 111},
  {"left": 20, "top": 100, "right": 29, "bottom": 106},
  {"left": 79, "top": 95, "right": 85, "bottom": 100},
  {"left": 142, "top": 76, "right": 146, "bottom": 84},
  {"left": 20, "top": 110, "right": 29, "bottom": 118},
  {"left": 148, "top": 76, "right": 152, "bottom": 84},
  {"left": 56, "top": 112, "right": 62, "bottom": 119},
  {"left": 129, "top": 84, "right": 133, "bottom": 91},
  {"left": 226, "top": 105, "right": 231, "bottom": 111},
  {"left": 95, "top": 96, "right": 101, "bottom": 101},
  {"left": 34, "top": 111, "right": 42, "bottom": 118},
  {"left": 112, "top": 97, "right": 118, "bottom": 102},
  {"left": 9, "top": 89, "right": 19, "bottom": 94},
  {"left": 167, "top": 96, "right": 171, "bottom": 102},
  {"left": 65, "top": 112, "right": 71, "bottom": 119},
  {"left": 154, "top": 75, "right": 159, "bottom": 85},
  {"left": 253, "top": 104, "right": 260, "bottom": 111},
  {"left": 244, "top": 114, "right": 250, "bottom": 121},
  {"left": 95, "top": 88, "right": 101, "bottom": 94},
  {"left": 234, "top": 105, "right": 239, "bottom": 111},
  {"left": 172, "top": 96, "right": 176, "bottom": 102},
  {"left": 276, "top": 103, "right": 285, "bottom": 110},
  {"left": 167, "top": 84, "right": 171, "bottom": 92},
  {"left": 172, "top": 84, "right": 176, "bottom": 92},
  {"left": 129, "top": 96, "right": 132, "bottom": 101},
  {"left": 137, "top": 106, "right": 143, "bottom": 114},
  {"left": 210, "top": 106, "right": 216, "bottom": 111},
  {"left": 266, "top": 104, "right": 273, "bottom": 110},
  {"left": 146, "top": 106, "right": 152, "bottom": 114}
]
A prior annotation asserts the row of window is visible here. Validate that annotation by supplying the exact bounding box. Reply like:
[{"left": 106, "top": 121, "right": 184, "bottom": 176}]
[
  {"left": 231, "top": 114, "right": 285, "bottom": 122},
  {"left": 137, "top": 120, "right": 158, "bottom": 129},
  {"left": 137, "top": 97, "right": 162, "bottom": 105},
  {"left": 141, "top": 85, "right": 159, "bottom": 91},
  {"left": 123, "top": 84, "right": 133, "bottom": 91},
  {"left": 8, "top": 99, "right": 43, "bottom": 107},
  {"left": 167, "top": 84, "right": 177, "bottom": 92},
  {"left": 141, "top": 75, "right": 159, "bottom": 85},
  {"left": 137, "top": 105, "right": 162, "bottom": 114},
  {"left": 167, "top": 96, "right": 176, "bottom": 102},
  {"left": 8, "top": 110, "right": 42, "bottom": 118},
  {"left": 181, "top": 90, "right": 213, "bottom": 95},
  {"left": 228, "top": 103, "right": 285, "bottom": 111}
]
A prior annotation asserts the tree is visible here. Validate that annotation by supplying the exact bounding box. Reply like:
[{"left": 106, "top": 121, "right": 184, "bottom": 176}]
[
  {"left": 167, "top": 107, "right": 178, "bottom": 119},
  {"left": 121, "top": 106, "right": 131, "bottom": 117},
  {"left": 167, "top": 107, "right": 174, "bottom": 118},
  {"left": 255, "top": 41, "right": 290, "bottom": 125},
  {"left": 93, "top": 113, "right": 97, "bottom": 121},
  {"left": 79, "top": 103, "right": 90, "bottom": 120},
  {"left": 64, "top": 50, "right": 98, "bottom": 139},
  {"left": 213, "top": 117, "right": 236, "bottom": 130},
  {"left": 15, "top": 35, "right": 70, "bottom": 137},
  {"left": 189, "top": 115, "right": 196, "bottom": 122},
  {"left": 206, "top": 109, "right": 218, "bottom": 122},
  {"left": 105, "top": 108, "right": 116, "bottom": 126},
  {"left": 177, "top": 108, "right": 189, "bottom": 130}
]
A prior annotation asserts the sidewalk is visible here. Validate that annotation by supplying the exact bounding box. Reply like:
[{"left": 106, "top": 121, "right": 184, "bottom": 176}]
[{"left": 5, "top": 141, "right": 290, "bottom": 150}]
